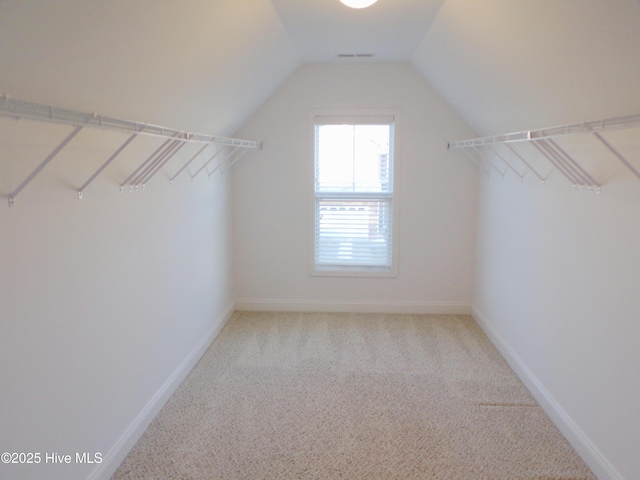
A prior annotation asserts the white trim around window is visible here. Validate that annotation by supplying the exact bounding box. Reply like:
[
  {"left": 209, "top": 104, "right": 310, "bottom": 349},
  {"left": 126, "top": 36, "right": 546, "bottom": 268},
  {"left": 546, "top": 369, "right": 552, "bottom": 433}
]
[{"left": 309, "top": 109, "right": 400, "bottom": 278}]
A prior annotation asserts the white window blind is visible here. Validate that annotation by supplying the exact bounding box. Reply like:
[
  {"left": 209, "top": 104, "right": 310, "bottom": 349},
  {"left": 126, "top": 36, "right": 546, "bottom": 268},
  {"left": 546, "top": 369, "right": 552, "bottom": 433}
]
[{"left": 314, "top": 117, "right": 394, "bottom": 270}]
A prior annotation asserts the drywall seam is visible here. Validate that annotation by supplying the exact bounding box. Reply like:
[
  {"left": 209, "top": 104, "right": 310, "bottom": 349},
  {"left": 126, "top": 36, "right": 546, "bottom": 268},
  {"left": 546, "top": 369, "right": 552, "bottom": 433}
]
[
  {"left": 235, "top": 298, "right": 471, "bottom": 315},
  {"left": 471, "top": 305, "right": 624, "bottom": 480},
  {"left": 86, "top": 302, "right": 236, "bottom": 480}
]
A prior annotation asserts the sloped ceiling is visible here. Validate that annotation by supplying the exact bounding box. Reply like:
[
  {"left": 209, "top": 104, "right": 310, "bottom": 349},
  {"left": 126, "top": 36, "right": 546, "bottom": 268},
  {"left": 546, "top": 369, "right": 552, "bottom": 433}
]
[
  {"left": 271, "top": 0, "right": 445, "bottom": 62},
  {"left": 1, "top": 0, "right": 639, "bottom": 138},
  {"left": 411, "top": 0, "right": 640, "bottom": 136},
  {"left": 0, "top": 0, "right": 300, "bottom": 136}
]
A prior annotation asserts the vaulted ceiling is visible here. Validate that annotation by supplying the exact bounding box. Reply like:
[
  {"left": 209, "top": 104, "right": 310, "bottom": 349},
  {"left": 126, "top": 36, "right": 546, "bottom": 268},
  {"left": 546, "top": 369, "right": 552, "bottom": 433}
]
[
  {"left": 270, "top": 0, "right": 445, "bottom": 62},
  {"left": 412, "top": 0, "right": 640, "bottom": 135},
  {"left": 1, "top": 0, "right": 639, "bottom": 139}
]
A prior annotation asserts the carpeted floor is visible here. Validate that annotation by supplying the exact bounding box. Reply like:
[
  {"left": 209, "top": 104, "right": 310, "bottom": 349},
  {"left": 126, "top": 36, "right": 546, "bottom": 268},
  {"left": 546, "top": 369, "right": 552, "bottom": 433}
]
[{"left": 111, "top": 311, "right": 596, "bottom": 479}]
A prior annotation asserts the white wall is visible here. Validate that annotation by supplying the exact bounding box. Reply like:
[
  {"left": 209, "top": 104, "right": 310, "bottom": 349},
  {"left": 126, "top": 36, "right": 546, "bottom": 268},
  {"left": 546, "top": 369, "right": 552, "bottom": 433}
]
[
  {"left": 0, "top": 121, "right": 235, "bottom": 480},
  {"left": 232, "top": 64, "right": 479, "bottom": 313},
  {"left": 412, "top": 2, "right": 640, "bottom": 478},
  {"left": 0, "top": 2, "right": 289, "bottom": 478},
  {"left": 472, "top": 130, "right": 640, "bottom": 480}
]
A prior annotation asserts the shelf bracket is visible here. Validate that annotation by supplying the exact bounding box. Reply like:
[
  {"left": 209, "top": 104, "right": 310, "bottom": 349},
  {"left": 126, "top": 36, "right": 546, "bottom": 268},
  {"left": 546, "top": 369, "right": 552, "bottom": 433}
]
[
  {"left": 448, "top": 110, "right": 640, "bottom": 190},
  {"left": 1, "top": 95, "right": 262, "bottom": 203},
  {"left": 222, "top": 147, "right": 251, "bottom": 174},
  {"left": 546, "top": 139, "right": 600, "bottom": 190},
  {"left": 120, "top": 134, "right": 179, "bottom": 191},
  {"left": 593, "top": 132, "right": 640, "bottom": 181},
  {"left": 139, "top": 138, "right": 188, "bottom": 187},
  {"left": 473, "top": 147, "right": 506, "bottom": 177},
  {"left": 169, "top": 144, "right": 210, "bottom": 183},
  {"left": 530, "top": 140, "right": 579, "bottom": 187},
  {"left": 78, "top": 133, "right": 138, "bottom": 199},
  {"left": 8, "top": 125, "right": 83, "bottom": 206},
  {"left": 504, "top": 144, "right": 548, "bottom": 183},
  {"left": 133, "top": 139, "right": 183, "bottom": 189},
  {"left": 190, "top": 146, "right": 228, "bottom": 180},
  {"left": 488, "top": 146, "right": 526, "bottom": 180}
]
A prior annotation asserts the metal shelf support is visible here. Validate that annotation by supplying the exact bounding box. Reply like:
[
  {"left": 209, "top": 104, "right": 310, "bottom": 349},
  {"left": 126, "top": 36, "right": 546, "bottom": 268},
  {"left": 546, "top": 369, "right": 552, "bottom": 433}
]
[
  {"left": 169, "top": 144, "right": 210, "bottom": 183},
  {"left": 448, "top": 110, "right": 640, "bottom": 190},
  {"left": 593, "top": 132, "right": 640, "bottom": 181},
  {"left": 0, "top": 94, "right": 261, "bottom": 149},
  {"left": 78, "top": 133, "right": 138, "bottom": 199},
  {"left": 120, "top": 136, "right": 177, "bottom": 191},
  {"left": 8, "top": 125, "right": 83, "bottom": 206},
  {"left": 488, "top": 146, "right": 525, "bottom": 180},
  {"left": 472, "top": 147, "right": 505, "bottom": 176},
  {"left": 222, "top": 147, "right": 251, "bottom": 174},
  {"left": 505, "top": 144, "right": 548, "bottom": 183},
  {"left": 1, "top": 94, "right": 262, "bottom": 205},
  {"left": 448, "top": 112, "right": 640, "bottom": 150},
  {"left": 190, "top": 146, "right": 230, "bottom": 180}
]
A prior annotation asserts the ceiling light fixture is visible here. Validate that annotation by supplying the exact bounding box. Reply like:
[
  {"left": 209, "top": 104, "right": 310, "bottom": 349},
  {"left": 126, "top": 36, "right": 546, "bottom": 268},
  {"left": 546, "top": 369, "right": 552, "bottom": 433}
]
[{"left": 339, "top": 0, "right": 378, "bottom": 9}]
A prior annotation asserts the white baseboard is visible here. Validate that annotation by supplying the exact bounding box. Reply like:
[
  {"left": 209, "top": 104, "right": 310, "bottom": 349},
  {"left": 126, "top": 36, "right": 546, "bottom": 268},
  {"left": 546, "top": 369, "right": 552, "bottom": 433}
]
[
  {"left": 471, "top": 306, "right": 624, "bottom": 480},
  {"left": 235, "top": 298, "right": 471, "bottom": 315},
  {"left": 86, "top": 302, "right": 235, "bottom": 480}
]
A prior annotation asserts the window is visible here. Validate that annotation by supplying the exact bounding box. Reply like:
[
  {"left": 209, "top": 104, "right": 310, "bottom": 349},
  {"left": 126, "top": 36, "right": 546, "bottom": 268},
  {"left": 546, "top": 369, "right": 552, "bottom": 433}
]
[{"left": 313, "top": 113, "right": 397, "bottom": 275}]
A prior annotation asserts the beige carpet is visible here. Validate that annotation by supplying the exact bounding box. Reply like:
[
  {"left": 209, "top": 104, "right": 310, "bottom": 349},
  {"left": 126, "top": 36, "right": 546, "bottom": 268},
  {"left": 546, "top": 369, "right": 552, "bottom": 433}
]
[{"left": 111, "top": 312, "right": 596, "bottom": 479}]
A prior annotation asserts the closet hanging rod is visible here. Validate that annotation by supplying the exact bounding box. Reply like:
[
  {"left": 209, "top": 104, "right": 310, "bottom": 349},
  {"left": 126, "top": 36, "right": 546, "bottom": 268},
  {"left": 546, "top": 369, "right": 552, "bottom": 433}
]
[
  {"left": 448, "top": 111, "right": 640, "bottom": 149},
  {"left": 0, "top": 94, "right": 261, "bottom": 150}
]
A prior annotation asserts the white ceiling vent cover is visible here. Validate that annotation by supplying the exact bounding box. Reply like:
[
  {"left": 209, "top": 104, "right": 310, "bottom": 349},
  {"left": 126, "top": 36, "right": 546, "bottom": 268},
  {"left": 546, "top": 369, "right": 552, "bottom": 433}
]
[{"left": 337, "top": 53, "right": 376, "bottom": 58}]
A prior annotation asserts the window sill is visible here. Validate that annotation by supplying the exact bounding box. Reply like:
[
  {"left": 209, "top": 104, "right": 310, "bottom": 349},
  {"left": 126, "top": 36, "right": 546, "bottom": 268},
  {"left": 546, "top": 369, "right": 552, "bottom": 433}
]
[{"left": 311, "top": 265, "right": 397, "bottom": 278}]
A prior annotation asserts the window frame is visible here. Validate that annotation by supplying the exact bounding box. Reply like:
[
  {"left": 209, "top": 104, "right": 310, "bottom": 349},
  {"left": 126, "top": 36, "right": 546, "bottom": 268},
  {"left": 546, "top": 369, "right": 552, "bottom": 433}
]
[{"left": 309, "top": 109, "right": 400, "bottom": 278}]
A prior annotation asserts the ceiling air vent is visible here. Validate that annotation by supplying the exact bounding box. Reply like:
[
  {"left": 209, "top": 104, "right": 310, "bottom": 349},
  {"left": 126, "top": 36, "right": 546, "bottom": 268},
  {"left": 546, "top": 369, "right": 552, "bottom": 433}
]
[{"left": 337, "top": 53, "right": 375, "bottom": 58}]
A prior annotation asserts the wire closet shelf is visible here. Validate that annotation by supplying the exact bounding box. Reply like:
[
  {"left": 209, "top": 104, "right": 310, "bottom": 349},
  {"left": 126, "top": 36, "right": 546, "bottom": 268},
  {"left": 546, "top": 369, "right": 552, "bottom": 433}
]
[
  {"left": 0, "top": 94, "right": 261, "bottom": 206},
  {"left": 447, "top": 111, "right": 640, "bottom": 192}
]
